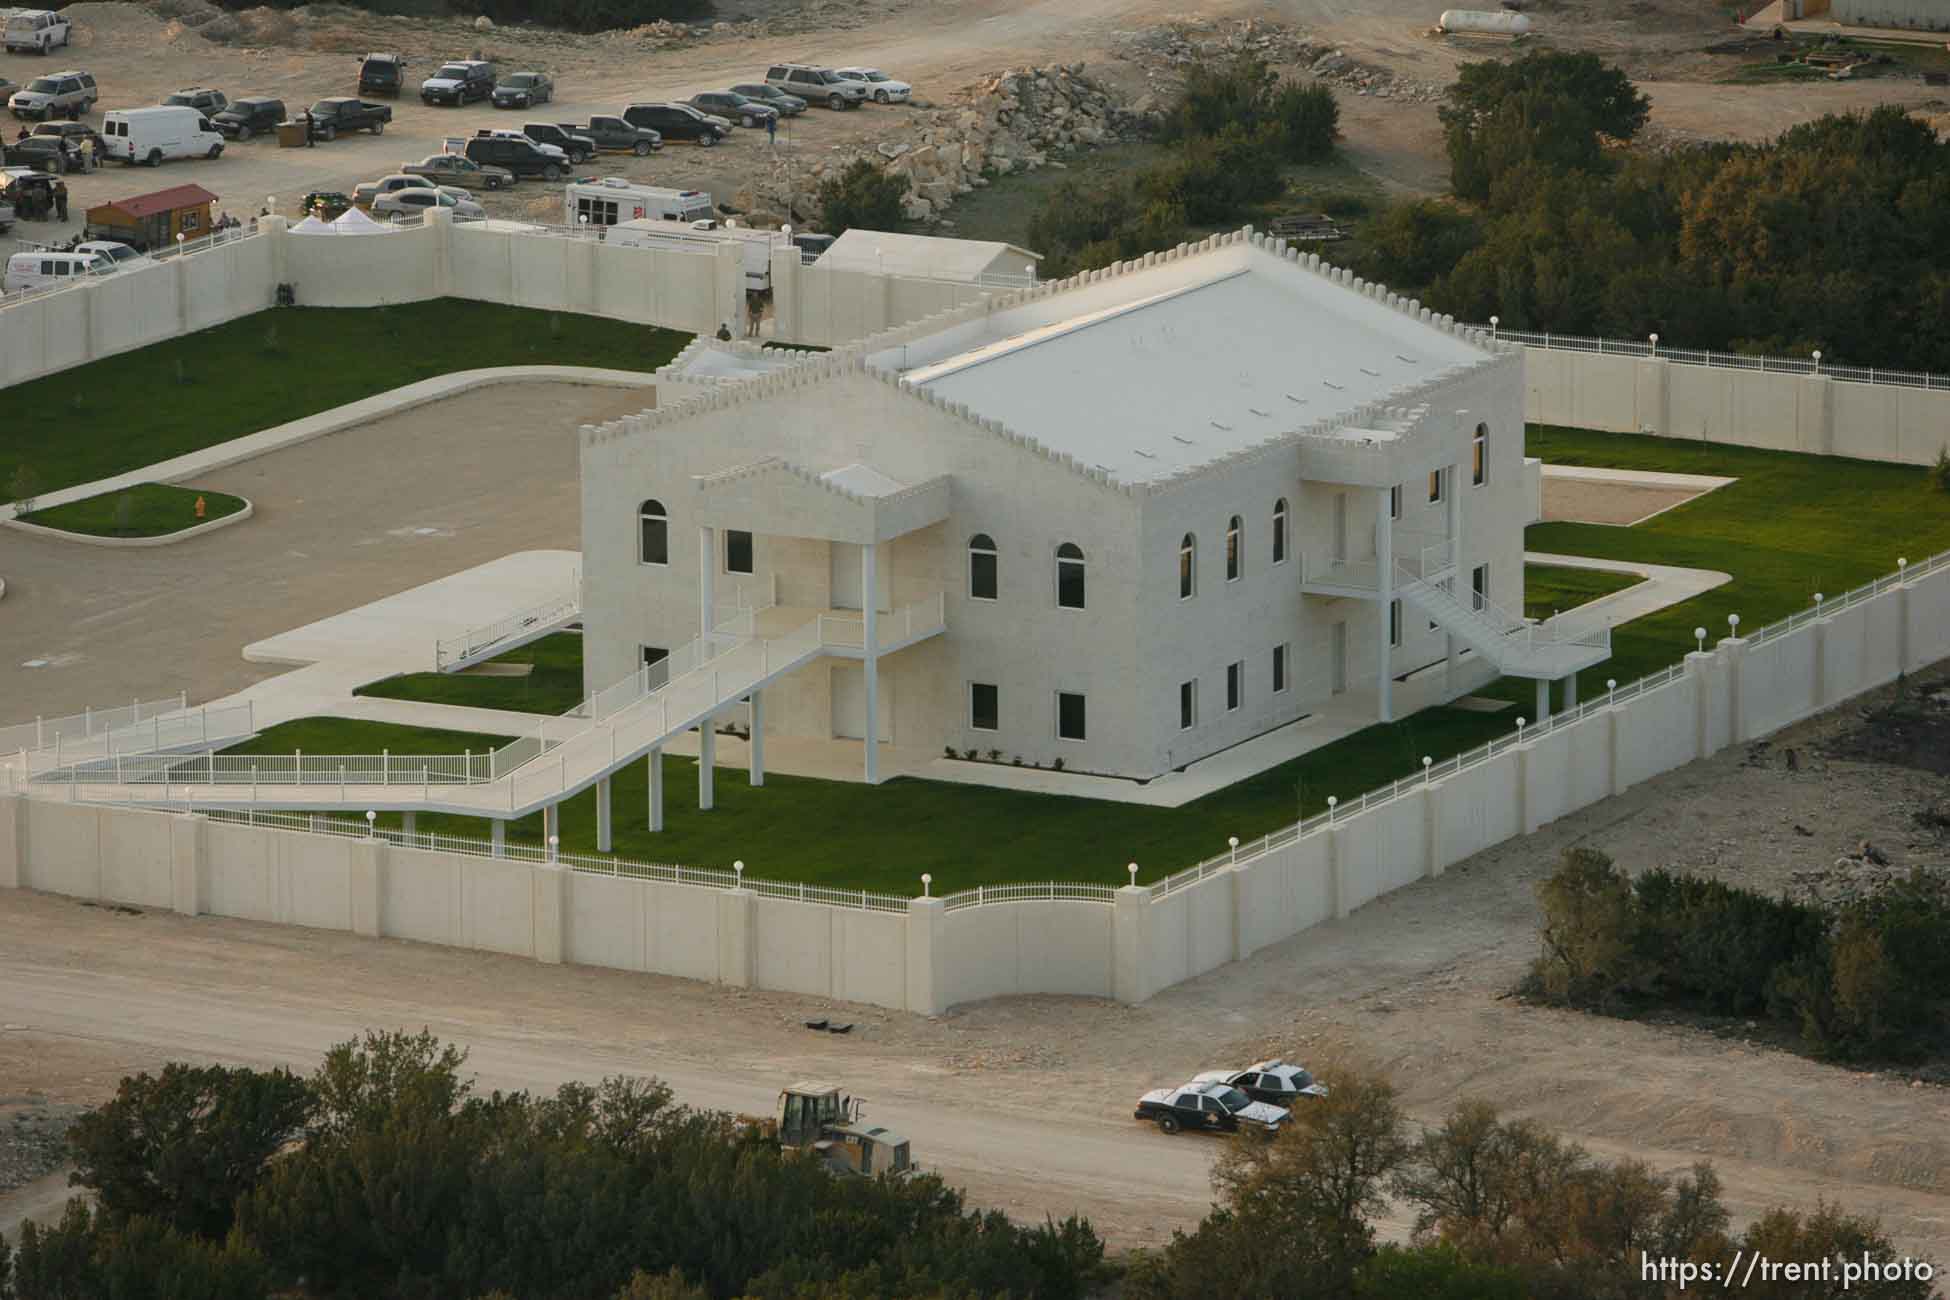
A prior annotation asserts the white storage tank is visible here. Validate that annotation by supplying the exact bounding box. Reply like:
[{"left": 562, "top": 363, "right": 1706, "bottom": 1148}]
[{"left": 1438, "top": 9, "right": 1533, "bottom": 33}]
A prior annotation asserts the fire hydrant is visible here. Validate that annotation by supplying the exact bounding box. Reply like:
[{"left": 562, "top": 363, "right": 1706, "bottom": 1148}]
[{"left": 194, "top": 495, "right": 207, "bottom": 520}]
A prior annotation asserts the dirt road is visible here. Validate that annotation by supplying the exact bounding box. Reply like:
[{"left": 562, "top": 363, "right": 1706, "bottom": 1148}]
[{"left": 4, "top": 668, "right": 1948, "bottom": 1252}]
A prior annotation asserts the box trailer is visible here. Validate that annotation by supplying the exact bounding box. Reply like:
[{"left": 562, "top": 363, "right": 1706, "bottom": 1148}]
[{"left": 565, "top": 177, "right": 713, "bottom": 227}]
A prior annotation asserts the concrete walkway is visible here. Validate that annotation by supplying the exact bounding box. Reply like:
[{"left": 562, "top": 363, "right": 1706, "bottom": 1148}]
[
  {"left": 3, "top": 366, "right": 658, "bottom": 521},
  {"left": 1526, "top": 551, "right": 1733, "bottom": 633}
]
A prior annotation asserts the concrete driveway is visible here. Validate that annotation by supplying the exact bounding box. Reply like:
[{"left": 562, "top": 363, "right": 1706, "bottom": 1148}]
[{"left": 0, "top": 380, "right": 652, "bottom": 721}]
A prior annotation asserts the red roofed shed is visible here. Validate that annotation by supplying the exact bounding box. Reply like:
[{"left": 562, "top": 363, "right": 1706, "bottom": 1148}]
[{"left": 82, "top": 183, "right": 218, "bottom": 251}]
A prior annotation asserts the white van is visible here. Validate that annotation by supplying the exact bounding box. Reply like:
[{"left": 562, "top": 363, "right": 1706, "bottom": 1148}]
[
  {"left": 565, "top": 177, "right": 712, "bottom": 228},
  {"left": 606, "top": 218, "right": 789, "bottom": 291},
  {"left": 101, "top": 106, "right": 224, "bottom": 167},
  {"left": 3, "top": 248, "right": 109, "bottom": 293},
  {"left": 3, "top": 10, "right": 70, "bottom": 54}
]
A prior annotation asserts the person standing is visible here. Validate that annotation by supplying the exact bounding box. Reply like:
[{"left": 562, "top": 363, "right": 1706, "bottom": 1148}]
[
  {"left": 77, "top": 133, "right": 92, "bottom": 173},
  {"left": 52, "top": 179, "right": 67, "bottom": 223},
  {"left": 765, "top": 113, "right": 776, "bottom": 149},
  {"left": 303, "top": 111, "right": 315, "bottom": 147}
]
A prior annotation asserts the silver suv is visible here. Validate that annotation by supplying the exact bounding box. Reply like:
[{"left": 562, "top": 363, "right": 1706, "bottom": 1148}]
[
  {"left": 764, "top": 64, "right": 868, "bottom": 111},
  {"left": 9, "top": 70, "right": 97, "bottom": 122}
]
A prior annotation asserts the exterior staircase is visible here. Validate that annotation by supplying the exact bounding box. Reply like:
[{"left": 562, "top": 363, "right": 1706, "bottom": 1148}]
[{"left": 1395, "top": 561, "right": 1610, "bottom": 680}]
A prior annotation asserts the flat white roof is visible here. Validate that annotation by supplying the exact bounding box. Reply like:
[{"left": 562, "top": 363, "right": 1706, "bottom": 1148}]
[
  {"left": 670, "top": 344, "right": 802, "bottom": 382},
  {"left": 820, "top": 462, "right": 906, "bottom": 497},
  {"left": 872, "top": 246, "right": 1488, "bottom": 483},
  {"left": 821, "top": 229, "right": 1039, "bottom": 281}
]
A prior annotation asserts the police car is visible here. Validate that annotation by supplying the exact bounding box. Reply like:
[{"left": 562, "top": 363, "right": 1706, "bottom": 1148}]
[
  {"left": 1134, "top": 1079, "right": 1288, "bottom": 1136},
  {"left": 1193, "top": 1059, "right": 1330, "bottom": 1108}
]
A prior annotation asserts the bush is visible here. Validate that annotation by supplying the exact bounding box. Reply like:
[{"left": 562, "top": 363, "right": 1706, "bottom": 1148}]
[
  {"left": 816, "top": 159, "right": 909, "bottom": 236},
  {"left": 1272, "top": 82, "right": 1339, "bottom": 164},
  {"left": 66, "top": 1062, "right": 315, "bottom": 1240},
  {"left": 1930, "top": 447, "right": 1950, "bottom": 494},
  {"left": 12, "top": 1201, "right": 268, "bottom": 1300},
  {"left": 1528, "top": 848, "right": 1638, "bottom": 1007}
]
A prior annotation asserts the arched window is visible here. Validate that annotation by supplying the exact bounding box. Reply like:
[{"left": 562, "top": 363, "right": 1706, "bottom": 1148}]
[
  {"left": 1178, "top": 533, "right": 1197, "bottom": 600},
  {"left": 1472, "top": 422, "right": 1489, "bottom": 486},
  {"left": 968, "top": 533, "right": 998, "bottom": 601},
  {"left": 1272, "top": 499, "right": 1288, "bottom": 565},
  {"left": 638, "top": 499, "right": 667, "bottom": 566},
  {"left": 1226, "top": 516, "right": 1242, "bottom": 582},
  {"left": 1056, "top": 542, "right": 1086, "bottom": 609}
]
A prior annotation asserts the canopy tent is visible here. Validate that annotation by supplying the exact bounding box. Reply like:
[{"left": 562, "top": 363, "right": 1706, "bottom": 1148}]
[
  {"left": 330, "top": 206, "right": 389, "bottom": 234},
  {"left": 287, "top": 214, "right": 332, "bottom": 234}
]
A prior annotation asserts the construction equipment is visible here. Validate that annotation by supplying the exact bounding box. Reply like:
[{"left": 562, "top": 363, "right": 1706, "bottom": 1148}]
[{"left": 736, "top": 1081, "right": 915, "bottom": 1179}]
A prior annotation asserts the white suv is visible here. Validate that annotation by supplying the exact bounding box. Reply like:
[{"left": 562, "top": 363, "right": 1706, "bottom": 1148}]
[
  {"left": 9, "top": 70, "right": 97, "bottom": 121},
  {"left": 836, "top": 68, "right": 911, "bottom": 105},
  {"left": 764, "top": 64, "right": 868, "bottom": 111},
  {"left": 4, "top": 10, "right": 70, "bottom": 54}
]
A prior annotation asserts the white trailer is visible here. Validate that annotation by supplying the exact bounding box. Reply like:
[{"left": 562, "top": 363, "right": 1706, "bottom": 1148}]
[
  {"left": 564, "top": 177, "right": 713, "bottom": 228},
  {"left": 606, "top": 217, "right": 790, "bottom": 291}
]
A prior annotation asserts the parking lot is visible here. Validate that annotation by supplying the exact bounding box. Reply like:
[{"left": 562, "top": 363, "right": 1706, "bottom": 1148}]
[{"left": 2, "top": 1, "right": 935, "bottom": 243}]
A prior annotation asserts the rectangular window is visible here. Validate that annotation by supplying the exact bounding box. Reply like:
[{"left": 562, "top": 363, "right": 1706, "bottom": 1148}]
[
  {"left": 1273, "top": 643, "right": 1288, "bottom": 694},
  {"left": 969, "top": 549, "right": 997, "bottom": 601},
  {"left": 1225, "top": 526, "right": 1241, "bottom": 582},
  {"left": 1389, "top": 484, "right": 1402, "bottom": 520},
  {"left": 639, "top": 516, "right": 667, "bottom": 566},
  {"left": 724, "top": 529, "right": 754, "bottom": 575},
  {"left": 1473, "top": 425, "right": 1488, "bottom": 486},
  {"left": 1390, "top": 598, "right": 1402, "bottom": 648},
  {"left": 641, "top": 646, "right": 668, "bottom": 667},
  {"left": 1272, "top": 511, "right": 1287, "bottom": 565},
  {"left": 1473, "top": 563, "right": 1489, "bottom": 613},
  {"left": 1056, "top": 692, "right": 1086, "bottom": 742},
  {"left": 1179, "top": 680, "right": 1196, "bottom": 731},
  {"left": 1429, "top": 468, "right": 1445, "bottom": 504},
  {"left": 1179, "top": 544, "right": 1195, "bottom": 600},
  {"left": 970, "top": 682, "right": 999, "bottom": 732},
  {"left": 1226, "top": 662, "right": 1242, "bottom": 712}
]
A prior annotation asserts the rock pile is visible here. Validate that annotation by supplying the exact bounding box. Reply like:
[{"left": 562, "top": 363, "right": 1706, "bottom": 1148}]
[
  {"left": 1112, "top": 17, "right": 1445, "bottom": 107},
  {"left": 1790, "top": 844, "right": 1945, "bottom": 908},
  {"left": 733, "top": 64, "right": 1143, "bottom": 228}
]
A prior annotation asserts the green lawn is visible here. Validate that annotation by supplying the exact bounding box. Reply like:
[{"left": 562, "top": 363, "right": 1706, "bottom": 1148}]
[
  {"left": 224, "top": 718, "right": 517, "bottom": 758},
  {"left": 1, "top": 302, "right": 690, "bottom": 502},
  {"left": 19, "top": 482, "right": 245, "bottom": 537},
  {"left": 355, "top": 633, "right": 586, "bottom": 716},
  {"left": 1523, "top": 563, "right": 1640, "bottom": 622},
  {"left": 1528, "top": 425, "right": 1950, "bottom": 693}
]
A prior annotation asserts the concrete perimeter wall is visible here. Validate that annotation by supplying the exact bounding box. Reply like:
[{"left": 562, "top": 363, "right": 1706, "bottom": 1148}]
[
  {"left": 5, "top": 556, "right": 1945, "bottom": 1014},
  {"left": 1525, "top": 348, "right": 1950, "bottom": 466}
]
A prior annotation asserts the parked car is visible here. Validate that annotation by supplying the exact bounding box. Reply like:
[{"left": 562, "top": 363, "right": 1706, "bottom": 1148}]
[
  {"left": 162, "top": 88, "right": 228, "bottom": 116},
  {"left": 1193, "top": 1060, "right": 1329, "bottom": 1108},
  {"left": 559, "top": 115, "right": 659, "bottom": 156},
  {"left": 687, "top": 91, "right": 775, "bottom": 129},
  {"left": 421, "top": 60, "right": 495, "bottom": 106},
  {"left": 622, "top": 102, "right": 729, "bottom": 146},
  {"left": 2, "top": 134, "right": 70, "bottom": 172},
  {"left": 305, "top": 98, "right": 390, "bottom": 140},
  {"left": 359, "top": 172, "right": 472, "bottom": 204},
  {"left": 728, "top": 82, "right": 806, "bottom": 116},
  {"left": 764, "top": 63, "right": 868, "bottom": 110},
  {"left": 373, "top": 187, "right": 484, "bottom": 221},
  {"left": 3, "top": 247, "right": 108, "bottom": 292},
  {"left": 477, "top": 126, "right": 567, "bottom": 163},
  {"left": 0, "top": 78, "right": 19, "bottom": 105},
  {"left": 1134, "top": 1081, "right": 1288, "bottom": 1136},
  {"left": 835, "top": 68, "right": 912, "bottom": 104},
  {"left": 463, "top": 132, "right": 565, "bottom": 180},
  {"left": 9, "top": 70, "right": 98, "bottom": 121},
  {"left": 522, "top": 121, "right": 595, "bottom": 163},
  {"left": 4, "top": 9, "right": 70, "bottom": 54},
  {"left": 101, "top": 106, "right": 223, "bottom": 165},
  {"left": 403, "top": 152, "right": 513, "bottom": 190},
  {"left": 210, "top": 97, "right": 284, "bottom": 141},
  {"left": 358, "top": 52, "right": 407, "bottom": 98},
  {"left": 298, "top": 190, "right": 353, "bottom": 219},
  {"left": 33, "top": 119, "right": 106, "bottom": 157},
  {"left": 492, "top": 71, "right": 552, "bottom": 109},
  {"left": 0, "top": 165, "right": 57, "bottom": 220}
]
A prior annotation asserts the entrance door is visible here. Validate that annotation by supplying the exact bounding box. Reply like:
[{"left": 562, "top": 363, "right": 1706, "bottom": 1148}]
[
  {"left": 1330, "top": 621, "right": 1348, "bottom": 695},
  {"left": 831, "top": 665, "right": 892, "bottom": 741},
  {"left": 1332, "top": 494, "right": 1348, "bottom": 562},
  {"left": 830, "top": 542, "right": 863, "bottom": 610}
]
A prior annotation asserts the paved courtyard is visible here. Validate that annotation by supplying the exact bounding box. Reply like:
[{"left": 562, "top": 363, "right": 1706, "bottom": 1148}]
[{"left": 0, "top": 382, "right": 655, "bottom": 722}]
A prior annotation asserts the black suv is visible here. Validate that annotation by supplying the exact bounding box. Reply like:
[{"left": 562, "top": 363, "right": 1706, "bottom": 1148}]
[
  {"left": 464, "top": 133, "right": 564, "bottom": 180},
  {"left": 523, "top": 121, "right": 595, "bottom": 163},
  {"left": 211, "top": 97, "right": 285, "bottom": 141},
  {"left": 359, "top": 53, "right": 406, "bottom": 98},
  {"left": 421, "top": 60, "right": 495, "bottom": 106},
  {"left": 687, "top": 91, "right": 776, "bottom": 129},
  {"left": 622, "top": 102, "right": 729, "bottom": 146},
  {"left": 162, "top": 88, "right": 228, "bottom": 115}
]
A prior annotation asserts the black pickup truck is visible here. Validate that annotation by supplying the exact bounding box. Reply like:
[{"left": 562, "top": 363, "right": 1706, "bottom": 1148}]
[
  {"left": 559, "top": 115, "right": 660, "bottom": 157},
  {"left": 304, "top": 98, "right": 391, "bottom": 141}
]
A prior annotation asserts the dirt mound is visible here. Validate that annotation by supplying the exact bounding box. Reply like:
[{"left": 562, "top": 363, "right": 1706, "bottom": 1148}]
[
  {"left": 1822, "top": 688, "right": 1950, "bottom": 776},
  {"left": 59, "top": 0, "right": 174, "bottom": 45}
]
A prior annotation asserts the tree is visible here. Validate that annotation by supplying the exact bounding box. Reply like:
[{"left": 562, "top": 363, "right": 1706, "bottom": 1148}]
[
  {"left": 816, "top": 159, "right": 909, "bottom": 236},
  {"left": 1440, "top": 52, "right": 1649, "bottom": 202},
  {"left": 613, "top": 1268, "right": 708, "bottom": 1300},
  {"left": 1737, "top": 1202, "right": 1935, "bottom": 1299},
  {"left": 65, "top": 1063, "right": 314, "bottom": 1240},
  {"left": 1273, "top": 81, "right": 1340, "bottom": 164},
  {"left": 10, "top": 1201, "right": 266, "bottom": 1300},
  {"left": 1527, "top": 848, "right": 1637, "bottom": 1007},
  {"left": 1353, "top": 1243, "right": 1527, "bottom": 1298}
]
